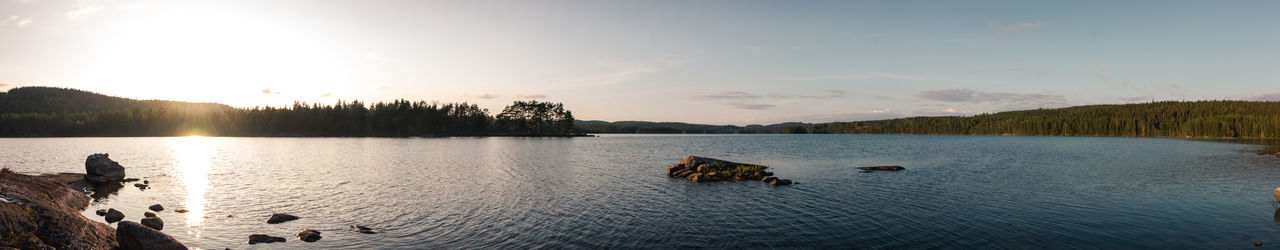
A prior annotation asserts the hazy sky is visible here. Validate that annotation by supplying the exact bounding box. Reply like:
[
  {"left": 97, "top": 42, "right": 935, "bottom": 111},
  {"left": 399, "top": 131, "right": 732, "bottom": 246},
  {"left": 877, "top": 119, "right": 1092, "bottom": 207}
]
[{"left": 2, "top": 0, "right": 1277, "bottom": 125}]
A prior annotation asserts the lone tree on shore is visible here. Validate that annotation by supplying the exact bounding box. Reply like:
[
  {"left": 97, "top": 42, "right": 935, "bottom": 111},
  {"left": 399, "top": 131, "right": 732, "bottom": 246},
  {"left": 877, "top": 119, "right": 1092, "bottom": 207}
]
[{"left": 495, "top": 100, "right": 575, "bottom": 135}]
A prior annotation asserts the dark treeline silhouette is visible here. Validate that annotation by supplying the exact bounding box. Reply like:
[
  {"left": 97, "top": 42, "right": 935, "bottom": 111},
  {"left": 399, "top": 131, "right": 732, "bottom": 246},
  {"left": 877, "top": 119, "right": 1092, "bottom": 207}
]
[
  {"left": 576, "top": 101, "right": 1280, "bottom": 138},
  {"left": 0, "top": 87, "right": 576, "bottom": 137}
]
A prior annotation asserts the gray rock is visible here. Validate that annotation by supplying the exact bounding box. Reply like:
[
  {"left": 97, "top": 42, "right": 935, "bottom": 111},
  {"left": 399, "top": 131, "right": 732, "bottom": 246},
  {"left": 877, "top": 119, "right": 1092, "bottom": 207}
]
[
  {"left": 105, "top": 208, "right": 125, "bottom": 223},
  {"left": 116, "top": 221, "right": 186, "bottom": 250},
  {"left": 84, "top": 153, "right": 125, "bottom": 184},
  {"left": 248, "top": 234, "right": 286, "bottom": 244},
  {"left": 141, "top": 216, "right": 164, "bottom": 230},
  {"left": 266, "top": 213, "right": 299, "bottom": 224},
  {"left": 148, "top": 204, "right": 164, "bottom": 212},
  {"left": 297, "top": 229, "right": 322, "bottom": 242}
]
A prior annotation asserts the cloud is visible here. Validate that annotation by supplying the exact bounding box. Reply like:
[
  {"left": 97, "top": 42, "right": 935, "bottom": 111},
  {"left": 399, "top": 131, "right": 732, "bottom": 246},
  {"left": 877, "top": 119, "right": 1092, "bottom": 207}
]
[
  {"left": 1236, "top": 92, "right": 1280, "bottom": 102},
  {"left": 365, "top": 51, "right": 385, "bottom": 62},
  {"left": 2, "top": 16, "right": 32, "bottom": 27},
  {"left": 782, "top": 71, "right": 929, "bottom": 82},
  {"left": 0, "top": 83, "right": 15, "bottom": 91},
  {"left": 990, "top": 21, "right": 1046, "bottom": 34},
  {"left": 260, "top": 89, "right": 280, "bottom": 95},
  {"left": 376, "top": 86, "right": 391, "bottom": 90},
  {"left": 464, "top": 93, "right": 501, "bottom": 99},
  {"left": 728, "top": 103, "right": 775, "bottom": 110},
  {"left": 918, "top": 88, "right": 1071, "bottom": 111},
  {"left": 66, "top": 6, "right": 102, "bottom": 21},
  {"left": 693, "top": 91, "right": 760, "bottom": 100},
  {"left": 768, "top": 89, "right": 846, "bottom": 99},
  {"left": 1094, "top": 63, "right": 1111, "bottom": 70},
  {"left": 319, "top": 92, "right": 332, "bottom": 97},
  {"left": 513, "top": 94, "right": 547, "bottom": 99},
  {"left": 871, "top": 108, "right": 891, "bottom": 113},
  {"left": 558, "top": 58, "right": 684, "bottom": 87}
]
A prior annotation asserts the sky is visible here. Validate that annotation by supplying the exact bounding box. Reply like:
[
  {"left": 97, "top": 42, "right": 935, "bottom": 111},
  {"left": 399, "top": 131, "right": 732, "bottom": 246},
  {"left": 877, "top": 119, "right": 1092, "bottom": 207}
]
[{"left": 1, "top": 0, "right": 1277, "bottom": 125}]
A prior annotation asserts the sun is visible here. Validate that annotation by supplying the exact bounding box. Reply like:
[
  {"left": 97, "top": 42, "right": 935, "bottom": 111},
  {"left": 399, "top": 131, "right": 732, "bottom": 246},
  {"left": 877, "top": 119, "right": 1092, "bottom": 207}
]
[{"left": 76, "top": 4, "right": 353, "bottom": 108}]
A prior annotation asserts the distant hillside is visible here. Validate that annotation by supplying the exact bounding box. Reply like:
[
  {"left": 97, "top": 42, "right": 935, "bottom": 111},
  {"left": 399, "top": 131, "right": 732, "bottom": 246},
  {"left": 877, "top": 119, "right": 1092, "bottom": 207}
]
[
  {"left": 0, "top": 87, "right": 232, "bottom": 114},
  {"left": 580, "top": 101, "right": 1280, "bottom": 138}
]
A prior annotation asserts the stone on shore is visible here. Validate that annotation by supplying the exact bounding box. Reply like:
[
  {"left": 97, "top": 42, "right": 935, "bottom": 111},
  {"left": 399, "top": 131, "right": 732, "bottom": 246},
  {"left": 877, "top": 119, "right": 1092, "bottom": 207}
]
[
  {"left": 105, "top": 208, "right": 125, "bottom": 223},
  {"left": 298, "top": 229, "right": 322, "bottom": 242},
  {"left": 248, "top": 234, "right": 286, "bottom": 244},
  {"left": 84, "top": 153, "right": 126, "bottom": 184},
  {"left": 148, "top": 204, "right": 164, "bottom": 212},
  {"left": 267, "top": 213, "right": 300, "bottom": 224},
  {"left": 140, "top": 216, "right": 164, "bottom": 230},
  {"left": 116, "top": 221, "right": 185, "bottom": 250}
]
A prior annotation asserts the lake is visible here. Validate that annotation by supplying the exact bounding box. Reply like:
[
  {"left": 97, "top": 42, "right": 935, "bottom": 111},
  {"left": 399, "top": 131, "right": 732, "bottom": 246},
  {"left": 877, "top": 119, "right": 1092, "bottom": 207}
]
[{"left": 3, "top": 135, "right": 1280, "bottom": 248}]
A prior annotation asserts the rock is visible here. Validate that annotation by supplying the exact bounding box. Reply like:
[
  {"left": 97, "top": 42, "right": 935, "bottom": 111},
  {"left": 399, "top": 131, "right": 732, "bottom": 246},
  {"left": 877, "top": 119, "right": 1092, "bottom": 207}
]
[
  {"left": 859, "top": 166, "right": 905, "bottom": 171},
  {"left": 143, "top": 180, "right": 149, "bottom": 184},
  {"left": 1256, "top": 241, "right": 1263, "bottom": 247},
  {"left": 133, "top": 183, "right": 148, "bottom": 188},
  {"left": 105, "top": 208, "right": 125, "bottom": 223},
  {"left": 148, "top": 204, "right": 164, "bottom": 212},
  {"left": 84, "top": 153, "right": 126, "bottom": 184},
  {"left": 96, "top": 209, "right": 108, "bottom": 216},
  {"left": 122, "top": 178, "right": 140, "bottom": 183},
  {"left": 762, "top": 177, "right": 778, "bottom": 183},
  {"left": 248, "top": 234, "right": 286, "bottom": 244},
  {"left": 297, "top": 229, "right": 322, "bottom": 242},
  {"left": 140, "top": 216, "right": 164, "bottom": 230},
  {"left": 351, "top": 225, "right": 378, "bottom": 234},
  {"left": 144, "top": 212, "right": 156, "bottom": 217},
  {"left": 117, "top": 221, "right": 186, "bottom": 250},
  {"left": 770, "top": 179, "right": 793, "bottom": 186},
  {"left": 0, "top": 173, "right": 117, "bottom": 249},
  {"left": 688, "top": 173, "right": 705, "bottom": 183},
  {"left": 266, "top": 213, "right": 300, "bottom": 224},
  {"left": 175, "top": 209, "right": 188, "bottom": 213}
]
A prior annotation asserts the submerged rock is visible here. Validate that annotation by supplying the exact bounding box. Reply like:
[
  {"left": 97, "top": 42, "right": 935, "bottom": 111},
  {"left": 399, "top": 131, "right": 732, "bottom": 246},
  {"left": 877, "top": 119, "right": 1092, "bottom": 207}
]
[
  {"left": 141, "top": 216, "right": 164, "bottom": 230},
  {"left": 84, "top": 153, "right": 126, "bottom": 184},
  {"left": 175, "top": 209, "right": 188, "bottom": 213},
  {"left": 266, "top": 213, "right": 300, "bottom": 224},
  {"left": 666, "top": 156, "right": 791, "bottom": 186},
  {"left": 105, "top": 208, "right": 125, "bottom": 223},
  {"left": 859, "top": 166, "right": 905, "bottom": 171},
  {"left": 351, "top": 225, "right": 379, "bottom": 234},
  {"left": 148, "top": 204, "right": 164, "bottom": 212},
  {"left": 298, "top": 229, "right": 322, "bottom": 242},
  {"left": 116, "top": 221, "right": 186, "bottom": 250},
  {"left": 248, "top": 234, "right": 286, "bottom": 244}
]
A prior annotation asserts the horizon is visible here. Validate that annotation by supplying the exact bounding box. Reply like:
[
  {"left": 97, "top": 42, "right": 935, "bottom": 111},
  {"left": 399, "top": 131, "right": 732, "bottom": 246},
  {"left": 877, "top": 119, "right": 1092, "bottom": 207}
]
[{"left": 2, "top": 0, "right": 1278, "bottom": 125}]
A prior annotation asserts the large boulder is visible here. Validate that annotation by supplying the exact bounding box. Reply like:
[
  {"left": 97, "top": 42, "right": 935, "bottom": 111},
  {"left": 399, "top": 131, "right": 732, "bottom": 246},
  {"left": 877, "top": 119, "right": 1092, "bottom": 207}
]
[
  {"left": 84, "top": 153, "right": 125, "bottom": 184},
  {"left": 116, "top": 221, "right": 186, "bottom": 250},
  {"left": 104, "top": 208, "right": 125, "bottom": 223}
]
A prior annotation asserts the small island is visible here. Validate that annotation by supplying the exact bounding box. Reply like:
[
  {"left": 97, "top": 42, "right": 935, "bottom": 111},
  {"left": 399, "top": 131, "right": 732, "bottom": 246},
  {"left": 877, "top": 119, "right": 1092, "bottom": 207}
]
[{"left": 667, "top": 156, "right": 792, "bottom": 186}]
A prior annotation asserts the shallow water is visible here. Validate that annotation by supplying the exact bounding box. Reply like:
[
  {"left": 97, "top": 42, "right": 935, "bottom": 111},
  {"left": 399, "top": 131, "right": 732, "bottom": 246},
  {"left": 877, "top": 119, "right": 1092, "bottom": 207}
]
[{"left": 3, "top": 135, "right": 1280, "bottom": 248}]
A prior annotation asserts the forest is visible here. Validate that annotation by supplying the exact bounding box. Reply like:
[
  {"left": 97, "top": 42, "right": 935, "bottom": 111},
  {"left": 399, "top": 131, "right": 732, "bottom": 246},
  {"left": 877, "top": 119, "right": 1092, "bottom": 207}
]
[{"left": 0, "top": 87, "right": 576, "bottom": 137}]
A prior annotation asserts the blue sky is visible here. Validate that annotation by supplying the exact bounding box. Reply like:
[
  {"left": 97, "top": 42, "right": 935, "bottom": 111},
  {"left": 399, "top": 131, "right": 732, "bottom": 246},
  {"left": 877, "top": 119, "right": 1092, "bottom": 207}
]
[{"left": 1, "top": 0, "right": 1277, "bottom": 124}]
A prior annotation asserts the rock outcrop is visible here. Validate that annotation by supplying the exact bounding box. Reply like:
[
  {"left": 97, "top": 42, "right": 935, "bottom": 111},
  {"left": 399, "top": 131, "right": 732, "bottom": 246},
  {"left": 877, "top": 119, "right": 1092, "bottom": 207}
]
[
  {"left": 248, "top": 234, "right": 286, "bottom": 244},
  {"left": 666, "top": 156, "right": 792, "bottom": 186},
  {"left": 0, "top": 172, "right": 118, "bottom": 249},
  {"left": 84, "top": 153, "right": 126, "bottom": 184},
  {"left": 298, "top": 229, "right": 322, "bottom": 242},
  {"left": 116, "top": 221, "right": 185, "bottom": 250},
  {"left": 859, "top": 166, "right": 905, "bottom": 171},
  {"left": 267, "top": 213, "right": 300, "bottom": 224}
]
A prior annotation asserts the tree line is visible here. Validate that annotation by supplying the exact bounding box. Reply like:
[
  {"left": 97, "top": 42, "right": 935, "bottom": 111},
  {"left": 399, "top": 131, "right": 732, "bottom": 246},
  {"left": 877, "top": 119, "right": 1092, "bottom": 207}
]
[{"left": 0, "top": 87, "right": 576, "bottom": 137}]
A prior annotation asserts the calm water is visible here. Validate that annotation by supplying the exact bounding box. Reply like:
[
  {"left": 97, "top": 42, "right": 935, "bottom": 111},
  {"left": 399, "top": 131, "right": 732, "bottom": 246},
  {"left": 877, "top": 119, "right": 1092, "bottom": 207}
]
[{"left": 3, "top": 135, "right": 1280, "bottom": 249}]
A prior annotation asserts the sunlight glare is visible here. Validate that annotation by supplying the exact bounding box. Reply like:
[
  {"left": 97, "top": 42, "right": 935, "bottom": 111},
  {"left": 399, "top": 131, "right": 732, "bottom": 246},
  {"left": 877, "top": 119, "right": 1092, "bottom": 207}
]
[{"left": 167, "top": 136, "right": 220, "bottom": 238}]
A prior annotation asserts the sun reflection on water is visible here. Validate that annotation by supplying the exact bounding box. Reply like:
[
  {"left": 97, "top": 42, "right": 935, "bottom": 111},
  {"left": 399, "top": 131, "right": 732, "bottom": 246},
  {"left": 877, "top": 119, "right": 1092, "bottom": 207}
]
[{"left": 167, "top": 136, "right": 219, "bottom": 239}]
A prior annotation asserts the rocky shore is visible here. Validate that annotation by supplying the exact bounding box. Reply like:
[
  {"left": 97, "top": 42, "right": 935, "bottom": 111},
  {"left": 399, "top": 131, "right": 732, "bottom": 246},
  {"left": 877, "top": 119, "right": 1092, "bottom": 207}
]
[{"left": 666, "top": 156, "right": 793, "bottom": 186}]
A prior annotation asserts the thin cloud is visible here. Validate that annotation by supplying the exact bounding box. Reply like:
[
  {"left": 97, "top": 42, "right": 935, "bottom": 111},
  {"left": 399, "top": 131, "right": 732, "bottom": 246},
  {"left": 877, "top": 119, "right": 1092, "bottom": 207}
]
[
  {"left": 990, "top": 21, "right": 1046, "bottom": 34},
  {"left": 464, "top": 93, "right": 501, "bottom": 99},
  {"left": 558, "top": 58, "right": 684, "bottom": 87},
  {"left": 66, "top": 6, "right": 102, "bottom": 21},
  {"left": 376, "top": 86, "right": 391, "bottom": 90},
  {"left": 768, "top": 89, "right": 846, "bottom": 99},
  {"left": 1236, "top": 92, "right": 1280, "bottom": 102},
  {"left": 919, "top": 88, "right": 1071, "bottom": 110},
  {"left": 1094, "top": 63, "right": 1111, "bottom": 70},
  {"left": 513, "top": 94, "right": 547, "bottom": 99},
  {"left": 2, "top": 16, "right": 32, "bottom": 27},
  {"left": 728, "top": 103, "right": 775, "bottom": 110},
  {"left": 693, "top": 91, "right": 760, "bottom": 100},
  {"left": 319, "top": 92, "right": 332, "bottom": 97},
  {"left": 261, "top": 89, "right": 280, "bottom": 95}
]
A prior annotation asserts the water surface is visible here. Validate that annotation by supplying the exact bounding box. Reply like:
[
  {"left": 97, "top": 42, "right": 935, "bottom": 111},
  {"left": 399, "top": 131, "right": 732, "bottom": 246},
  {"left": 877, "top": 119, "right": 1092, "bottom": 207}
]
[{"left": 3, "top": 135, "right": 1280, "bottom": 248}]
